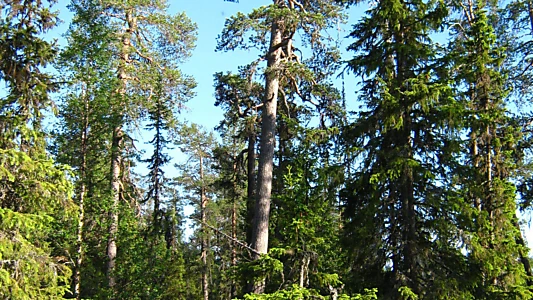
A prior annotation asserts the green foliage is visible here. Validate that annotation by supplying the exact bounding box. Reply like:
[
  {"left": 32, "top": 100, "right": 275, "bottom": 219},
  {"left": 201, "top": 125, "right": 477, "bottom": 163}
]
[
  {"left": 55, "top": 0, "right": 199, "bottom": 297},
  {"left": 241, "top": 285, "right": 323, "bottom": 300},
  {"left": 237, "top": 284, "right": 378, "bottom": 300},
  {"left": 341, "top": 0, "right": 468, "bottom": 298},
  {"left": 339, "top": 289, "right": 379, "bottom": 300},
  {"left": 243, "top": 249, "right": 285, "bottom": 281},
  {"left": 66, "top": 0, "right": 197, "bottom": 125},
  {"left": 398, "top": 286, "right": 418, "bottom": 300},
  {"left": 0, "top": 208, "right": 72, "bottom": 299},
  {"left": 0, "top": 1, "right": 76, "bottom": 298},
  {"left": 0, "top": 0, "right": 59, "bottom": 132},
  {"left": 111, "top": 206, "right": 188, "bottom": 299},
  {"left": 174, "top": 122, "right": 219, "bottom": 208},
  {"left": 446, "top": 0, "right": 533, "bottom": 297},
  {"left": 3, "top": 0, "right": 533, "bottom": 299},
  {"left": 0, "top": 149, "right": 73, "bottom": 212}
]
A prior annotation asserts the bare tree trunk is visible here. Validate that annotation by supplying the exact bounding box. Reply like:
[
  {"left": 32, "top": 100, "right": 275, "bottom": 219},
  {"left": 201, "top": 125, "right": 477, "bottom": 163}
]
[
  {"left": 107, "top": 127, "right": 122, "bottom": 290},
  {"left": 299, "top": 254, "right": 310, "bottom": 288},
  {"left": 107, "top": 9, "right": 134, "bottom": 290},
  {"left": 200, "top": 155, "right": 209, "bottom": 300},
  {"left": 250, "top": 15, "right": 283, "bottom": 293},
  {"left": 246, "top": 132, "right": 256, "bottom": 245},
  {"left": 74, "top": 84, "right": 89, "bottom": 300}
]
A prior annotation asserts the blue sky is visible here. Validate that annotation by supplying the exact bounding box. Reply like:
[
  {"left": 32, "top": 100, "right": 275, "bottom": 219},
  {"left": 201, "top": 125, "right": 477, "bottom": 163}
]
[{"left": 177, "top": 0, "right": 271, "bottom": 130}]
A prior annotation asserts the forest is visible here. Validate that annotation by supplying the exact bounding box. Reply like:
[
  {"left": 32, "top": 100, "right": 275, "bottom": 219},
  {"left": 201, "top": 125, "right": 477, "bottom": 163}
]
[{"left": 2, "top": 0, "right": 533, "bottom": 299}]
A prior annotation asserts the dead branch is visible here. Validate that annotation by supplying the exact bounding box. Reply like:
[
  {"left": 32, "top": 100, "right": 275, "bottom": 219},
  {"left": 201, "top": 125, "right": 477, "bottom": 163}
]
[{"left": 191, "top": 216, "right": 261, "bottom": 256}]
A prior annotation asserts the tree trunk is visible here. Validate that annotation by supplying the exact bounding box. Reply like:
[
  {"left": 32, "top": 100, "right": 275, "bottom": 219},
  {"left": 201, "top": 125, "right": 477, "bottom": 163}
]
[
  {"left": 200, "top": 155, "right": 209, "bottom": 300},
  {"left": 106, "top": 9, "right": 133, "bottom": 291},
  {"left": 250, "top": 14, "right": 283, "bottom": 294},
  {"left": 299, "top": 254, "right": 310, "bottom": 288},
  {"left": 166, "top": 200, "right": 178, "bottom": 251},
  {"left": 107, "top": 126, "right": 122, "bottom": 289},
  {"left": 246, "top": 132, "right": 256, "bottom": 245},
  {"left": 74, "top": 84, "right": 89, "bottom": 300},
  {"left": 400, "top": 116, "right": 418, "bottom": 295}
]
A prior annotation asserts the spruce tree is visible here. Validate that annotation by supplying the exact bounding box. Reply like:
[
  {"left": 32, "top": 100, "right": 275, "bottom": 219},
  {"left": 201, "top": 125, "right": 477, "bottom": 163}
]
[
  {"left": 0, "top": 0, "right": 75, "bottom": 297},
  {"left": 143, "top": 75, "right": 174, "bottom": 235},
  {"left": 341, "top": 0, "right": 458, "bottom": 297},
  {"left": 449, "top": 0, "right": 533, "bottom": 297}
]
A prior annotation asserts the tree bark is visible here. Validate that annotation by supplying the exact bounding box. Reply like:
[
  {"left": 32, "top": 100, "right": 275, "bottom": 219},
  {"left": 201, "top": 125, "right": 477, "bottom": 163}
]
[
  {"left": 246, "top": 132, "right": 256, "bottom": 245},
  {"left": 107, "top": 126, "right": 122, "bottom": 289},
  {"left": 299, "top": 254, "right": 310, "bottom": 288},
  {"left": 250, "top": 13, "right": 283, "bottom": 293},
  {"left": 107, "top": 9, "right": 133, "bottom": 290},
  {"left": 74, "top": 84, "right": 89, "bottom": 300}
]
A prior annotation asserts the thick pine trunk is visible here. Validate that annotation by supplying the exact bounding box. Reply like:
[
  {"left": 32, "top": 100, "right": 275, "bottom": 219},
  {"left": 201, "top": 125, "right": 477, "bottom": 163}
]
[{"left": 250, "top": 16, "right": 283, "bottom": 294}]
